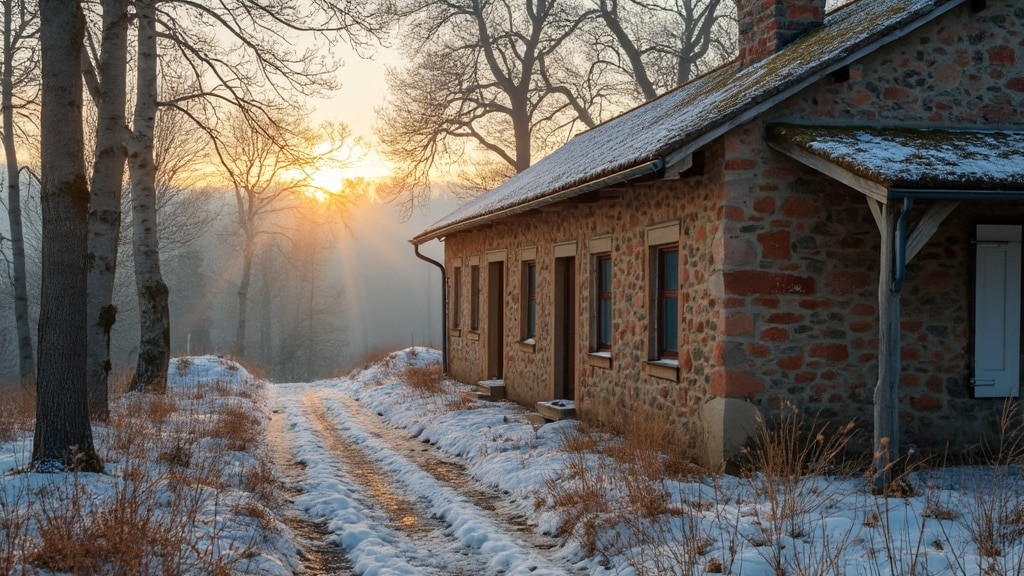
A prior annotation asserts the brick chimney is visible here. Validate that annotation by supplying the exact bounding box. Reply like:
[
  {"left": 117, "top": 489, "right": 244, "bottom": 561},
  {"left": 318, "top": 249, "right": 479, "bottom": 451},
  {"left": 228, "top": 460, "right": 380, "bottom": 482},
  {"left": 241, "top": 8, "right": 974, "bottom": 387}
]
[{"left": 738, "top": 0, "right": 826, "bottom": 67}]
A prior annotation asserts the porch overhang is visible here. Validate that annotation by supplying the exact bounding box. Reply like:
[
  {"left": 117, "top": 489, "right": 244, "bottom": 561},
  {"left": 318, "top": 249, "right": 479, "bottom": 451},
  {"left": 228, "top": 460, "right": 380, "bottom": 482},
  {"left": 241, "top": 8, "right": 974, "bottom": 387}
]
[
  {"left": 766, "top": 124, "right": 1024, "bottom": 202},
  {"left": 767, "top": 124, "right": 1024, "bottom": 489}
]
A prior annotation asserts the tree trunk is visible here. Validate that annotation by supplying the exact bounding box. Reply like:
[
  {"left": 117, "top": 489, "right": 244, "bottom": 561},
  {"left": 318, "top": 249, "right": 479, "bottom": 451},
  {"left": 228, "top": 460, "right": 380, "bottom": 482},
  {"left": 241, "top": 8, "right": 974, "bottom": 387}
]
[
  {"left": 32, "top": 0, "right": 101, "bottom": 472},
  {"left": 511, "top": 103, "right": 531, "bottom": 173},
  {"left": 2, "top": 0, "right": 36, "bottom": 383},
  {"left": 85, "top": 0, "right": 129, "bottom": 419},
  {"left": 127, "top": 0, "right": 169, "bottom": 393},
  {"left": 235, "top": 237, "right": 254, "bottom": 357}
]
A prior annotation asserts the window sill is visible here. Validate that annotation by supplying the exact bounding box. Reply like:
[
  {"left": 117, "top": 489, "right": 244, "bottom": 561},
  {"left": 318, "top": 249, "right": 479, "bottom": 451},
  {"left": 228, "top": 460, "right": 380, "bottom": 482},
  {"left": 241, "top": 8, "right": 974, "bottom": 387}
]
[
  {"left": 518, "top": 339, "right": 537, "bottom": 353},
  {"left": 449, "top": 328, "right": 462, "bottom": 338},
  {"left": 466, "top": 330, "right": 481, "bottom": 341},
  {"left": 585, "top": 352, "right": 612, "bottom": 370},
  {"left": 643, "top": 360, "right": 679, "bottom": 382}
]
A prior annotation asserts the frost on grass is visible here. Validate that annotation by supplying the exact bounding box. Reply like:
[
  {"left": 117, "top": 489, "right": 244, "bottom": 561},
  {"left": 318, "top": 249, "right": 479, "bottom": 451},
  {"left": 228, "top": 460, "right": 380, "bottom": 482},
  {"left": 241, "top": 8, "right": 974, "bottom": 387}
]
[{"left": 0, "top": 356, "right": 299, "bottom": 576}]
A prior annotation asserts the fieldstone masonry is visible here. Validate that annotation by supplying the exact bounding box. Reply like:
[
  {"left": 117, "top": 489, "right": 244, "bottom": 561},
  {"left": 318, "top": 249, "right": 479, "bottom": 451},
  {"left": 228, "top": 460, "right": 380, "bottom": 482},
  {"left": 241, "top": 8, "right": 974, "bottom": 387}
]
[{"left": 442, "top": 0, "right": 1024, "bottom": 463}]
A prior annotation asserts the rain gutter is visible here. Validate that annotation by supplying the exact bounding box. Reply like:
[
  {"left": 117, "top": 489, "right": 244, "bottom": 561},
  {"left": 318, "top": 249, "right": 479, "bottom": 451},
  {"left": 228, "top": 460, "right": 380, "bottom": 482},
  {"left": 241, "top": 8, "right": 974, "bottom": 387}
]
[
  {"left": 887, "top": 188, "right": 1024, "bottom": 293},
  {"left": 888, "top": 188, "right": 1024, "bottom": 201},
  {"left": 411, "top": 158, "right": 665, "bottom": 245},
  {"left": 413, "top": 243, "right": 447, "bottom": 374},
  {"left": 891, "top": 197, "right": 912, "bottom": 293}
]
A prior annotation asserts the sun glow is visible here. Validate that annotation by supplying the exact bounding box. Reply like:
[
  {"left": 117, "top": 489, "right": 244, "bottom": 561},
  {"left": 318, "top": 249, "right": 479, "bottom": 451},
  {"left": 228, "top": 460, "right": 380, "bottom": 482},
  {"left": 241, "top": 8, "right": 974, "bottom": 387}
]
[{"left": 303, "top": 142, "right": 394, "bottom": 203}]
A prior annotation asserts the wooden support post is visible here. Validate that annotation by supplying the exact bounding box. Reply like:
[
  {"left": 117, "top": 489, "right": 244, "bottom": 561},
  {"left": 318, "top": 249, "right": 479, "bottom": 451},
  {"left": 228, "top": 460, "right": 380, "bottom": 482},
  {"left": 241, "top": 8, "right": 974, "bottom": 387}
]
[{"left": 872, "top": 200, "right": 900, "bottom": 492}]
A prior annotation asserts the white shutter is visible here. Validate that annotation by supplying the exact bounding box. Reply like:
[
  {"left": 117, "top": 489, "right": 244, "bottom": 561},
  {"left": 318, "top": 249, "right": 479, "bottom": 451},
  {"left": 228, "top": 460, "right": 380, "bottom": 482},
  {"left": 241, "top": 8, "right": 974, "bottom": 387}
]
[{"left": 973, "top": 224, "right": 1021, "bottom": 398}]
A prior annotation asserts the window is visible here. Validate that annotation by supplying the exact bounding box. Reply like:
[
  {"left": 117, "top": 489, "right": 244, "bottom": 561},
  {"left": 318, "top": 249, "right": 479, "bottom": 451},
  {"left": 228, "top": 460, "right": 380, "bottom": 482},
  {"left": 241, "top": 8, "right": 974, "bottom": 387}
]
[
  {"left": 595, "top": 255, "right": 612, "bottom": 350},
  {"left": 521, "top": 261, "right": 537, "bottom": 340},
  {"left": 655, "top": 244, "right": 678, "bottom": 359},
  {"left": 451, "top": 267, "right": 462, "bottom": 329},
  {"left": 470, "top": 265, "right": 480, "bottom": 331}
]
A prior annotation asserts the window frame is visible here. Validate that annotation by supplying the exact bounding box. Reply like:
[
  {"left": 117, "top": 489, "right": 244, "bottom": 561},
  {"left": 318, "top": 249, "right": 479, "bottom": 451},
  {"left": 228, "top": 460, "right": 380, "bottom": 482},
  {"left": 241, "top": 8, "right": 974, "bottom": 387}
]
[
  {"left": 470, "top": 264, "right": 480, "bottom": 332},
  {"left": 521, "top": 260, "right": 537, "bottom": 340},
  {"left": 654, "top": 243, "right": 679, "bottom": 360},
  {"left": 594, "top": 254, "right": 612, "bottom": 351},
  {"left": 451, "top": 266, "right": 462, "bottom": 330}
]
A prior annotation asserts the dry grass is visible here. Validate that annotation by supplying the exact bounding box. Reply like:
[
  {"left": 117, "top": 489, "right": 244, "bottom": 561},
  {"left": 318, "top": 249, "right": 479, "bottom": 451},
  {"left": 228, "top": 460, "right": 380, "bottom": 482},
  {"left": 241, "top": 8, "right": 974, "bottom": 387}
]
[
  {"left": 1, "top": 360, "right": 279, "bottom": 575},
  {"left": 0, "top": 385, "right": 34, "bottom": 442},
  {"left": 740, "top": 405, "right": 860, "bottom": 576},
  {"left": 402, "top": 361, "right": 446, "bottom": 396},
  {"left": 209, "top": 402, "right": 263, "bottom": 451},
  {"left": 546, "top": 409, "right": 712, "bottom": 574}
]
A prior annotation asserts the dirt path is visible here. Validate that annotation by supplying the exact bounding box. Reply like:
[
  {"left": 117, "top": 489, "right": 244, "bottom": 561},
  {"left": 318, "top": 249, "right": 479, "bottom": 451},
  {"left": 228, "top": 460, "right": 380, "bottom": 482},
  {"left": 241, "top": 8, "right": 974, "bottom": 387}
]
[
  {"left": 268, "top": 382, "right": 584, "bottom": 575},
  {"left": 328, "top": 392, "right": 566, "bottom": 556},
  {"left": 266, "top": 408, "right": 355, "bottom": 575}
]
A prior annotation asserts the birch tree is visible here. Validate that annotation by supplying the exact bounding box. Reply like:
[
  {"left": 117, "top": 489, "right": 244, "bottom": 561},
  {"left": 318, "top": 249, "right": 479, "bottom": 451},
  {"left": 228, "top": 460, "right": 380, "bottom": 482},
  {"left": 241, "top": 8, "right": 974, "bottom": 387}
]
[
  {"left": 82, "top": 0, "right": 129, "bottom": 416},
  {"left": 126, "top": 0, "right": 169, "bottom": 393},
  {"left": 33, "top": 0, "right": 100, "bottom": 471},
  {"left": 1, "top": 0, "right": 38, "bottom": 383},
  {"left": 118, "top": 0, "right": 391, "bottom": 388}
]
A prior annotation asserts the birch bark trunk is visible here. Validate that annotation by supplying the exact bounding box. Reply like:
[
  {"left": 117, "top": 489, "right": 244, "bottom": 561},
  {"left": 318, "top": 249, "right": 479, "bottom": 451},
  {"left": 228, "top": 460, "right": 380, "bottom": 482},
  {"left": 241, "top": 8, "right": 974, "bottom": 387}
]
[
  {"left": 32, "top": 0, "right": 100, "bottom": 471},
  {"left": 126, "top": 0, "right": 169, "bottom": 393},
  {"left": 2, "top": 0, "right": 36, "bottom": 382},
  {"left": 85, "top": 0, "right": 128, "bottom": 418}
]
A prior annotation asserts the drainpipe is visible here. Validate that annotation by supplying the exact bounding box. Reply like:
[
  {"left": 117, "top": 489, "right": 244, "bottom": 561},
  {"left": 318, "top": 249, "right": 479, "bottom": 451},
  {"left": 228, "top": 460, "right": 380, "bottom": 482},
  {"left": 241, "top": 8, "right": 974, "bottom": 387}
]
[
  {"left": 413, "top": 242, "right": 447, "bottom": 373},
  {"left": 891, "top": 197, "right": 912, "bottom": 293}
]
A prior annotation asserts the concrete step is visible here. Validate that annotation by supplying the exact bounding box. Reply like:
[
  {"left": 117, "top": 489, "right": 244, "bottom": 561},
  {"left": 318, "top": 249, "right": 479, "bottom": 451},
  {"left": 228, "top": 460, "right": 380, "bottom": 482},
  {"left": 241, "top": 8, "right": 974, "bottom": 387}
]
[
  {"left": 475, "top": 379, "right": 506, "bottom": 401},
  {"left": 536, "top": 399, "right": 576, "bottom": 421}
]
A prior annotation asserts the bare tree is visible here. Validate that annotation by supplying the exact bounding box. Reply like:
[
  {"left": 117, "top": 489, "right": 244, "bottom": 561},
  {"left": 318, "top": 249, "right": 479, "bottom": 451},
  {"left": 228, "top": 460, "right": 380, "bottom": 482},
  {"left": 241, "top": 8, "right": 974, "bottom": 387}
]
[
  {"left": 82, "top": 0, "right": 129, "bottom": 417},
  {"left": 1, "top": 0, "right": 39, "bottom": 383},
  {"left": 376, "top": 0, "right": 589, "bottom": 215},
  {"left": 378, "top": 0, "right": 735, "bottom": 213},
  {"left": 584, "top": 0, "right": 734, "bottom": 101},
  {"left": 213, "top": 112, "right": 354, "bottom": 358},
  {"left": 32, "top": 0, "right": 101, "bottom": 471},
  {"left": 117, "top": 0, "right": 391, "bottom": 389}
]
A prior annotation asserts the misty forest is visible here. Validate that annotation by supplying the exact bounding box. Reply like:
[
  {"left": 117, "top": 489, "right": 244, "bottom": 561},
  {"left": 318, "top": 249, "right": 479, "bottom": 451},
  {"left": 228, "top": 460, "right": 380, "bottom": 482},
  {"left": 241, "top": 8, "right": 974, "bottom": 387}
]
[{"left": 7, "top": 0, "right": 1024, "bottom": 574}]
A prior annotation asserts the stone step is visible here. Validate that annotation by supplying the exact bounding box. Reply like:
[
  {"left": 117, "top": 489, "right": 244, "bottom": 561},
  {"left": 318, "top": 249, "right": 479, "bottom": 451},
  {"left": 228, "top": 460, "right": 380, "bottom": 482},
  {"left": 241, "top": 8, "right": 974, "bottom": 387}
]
[
  {"left": 536, "top": 399, "right": 576, "bottom": 421},
  {"left": 475, "top": 379, "right": 506, "bottom": 401}
]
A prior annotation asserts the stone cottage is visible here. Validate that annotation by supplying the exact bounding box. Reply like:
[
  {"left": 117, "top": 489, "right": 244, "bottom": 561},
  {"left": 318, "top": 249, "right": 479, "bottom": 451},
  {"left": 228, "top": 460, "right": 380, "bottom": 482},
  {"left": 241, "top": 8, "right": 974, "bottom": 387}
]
[{"left": 411, "top": 0, "right": 1024, "bottom": 465}]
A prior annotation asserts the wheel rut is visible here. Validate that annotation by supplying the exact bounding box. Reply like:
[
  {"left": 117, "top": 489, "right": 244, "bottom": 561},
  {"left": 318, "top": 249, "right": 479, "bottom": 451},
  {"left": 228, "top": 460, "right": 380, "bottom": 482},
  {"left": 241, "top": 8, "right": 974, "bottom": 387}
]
[
  {"left": 266, "top": 409, "right": 355, "bottom": 575},
  {"left": 330, "top": 393, "right": 574, "bottom": 560}
]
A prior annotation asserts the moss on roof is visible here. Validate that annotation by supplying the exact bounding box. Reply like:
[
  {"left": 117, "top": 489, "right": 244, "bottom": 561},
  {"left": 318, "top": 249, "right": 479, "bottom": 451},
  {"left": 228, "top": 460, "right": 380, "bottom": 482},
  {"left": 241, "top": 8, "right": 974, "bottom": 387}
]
[
  {"left": 415, "top": 0, "right": 958, "bottom": 243},
  {"left": 769, "top": 124, "right": 1024, "bottom": 190}
]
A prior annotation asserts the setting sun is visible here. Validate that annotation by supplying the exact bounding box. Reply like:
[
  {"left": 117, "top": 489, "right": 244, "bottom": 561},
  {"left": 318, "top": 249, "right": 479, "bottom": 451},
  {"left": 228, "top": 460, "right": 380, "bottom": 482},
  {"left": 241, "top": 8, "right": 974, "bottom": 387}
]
[{"left": 304, "top": 143, "right": 394, "bottom": 202}]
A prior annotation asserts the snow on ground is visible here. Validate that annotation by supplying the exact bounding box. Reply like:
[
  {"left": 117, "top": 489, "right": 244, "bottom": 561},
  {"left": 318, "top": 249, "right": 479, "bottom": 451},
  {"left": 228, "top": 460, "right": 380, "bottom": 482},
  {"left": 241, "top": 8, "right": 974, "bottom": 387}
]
[
  {"left": 5, "top": 348, "right": 1024, "bottom": 575},
  {"left": 1, "top": 356, "right": 300, "bottom": 576}
]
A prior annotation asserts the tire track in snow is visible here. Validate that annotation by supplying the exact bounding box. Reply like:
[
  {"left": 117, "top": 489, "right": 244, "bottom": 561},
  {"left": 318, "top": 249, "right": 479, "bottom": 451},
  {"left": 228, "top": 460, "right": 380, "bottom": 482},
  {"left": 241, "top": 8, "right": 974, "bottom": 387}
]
[
  {"left": 273, "top": 384, "right": 461, "bottom": 575},
  {"left": 266, "top": 409, "right": 355, "bottom": 575},
  {"left": 331, "top": 392, "right": 571, "bottom": 556},
  {"left": 303, "top": 396, "right": 446, "bottom": 538},
  {"left": 316, "top": 390, "right": 584, "bottom": 575}
]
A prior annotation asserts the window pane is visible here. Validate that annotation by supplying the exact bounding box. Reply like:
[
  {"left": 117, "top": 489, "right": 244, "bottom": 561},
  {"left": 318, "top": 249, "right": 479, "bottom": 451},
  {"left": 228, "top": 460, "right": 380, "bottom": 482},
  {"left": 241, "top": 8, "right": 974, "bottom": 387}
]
[
  {"left": 661, "top": 249, "right": 678, "bottom": 290},
  {"left": 661, "top": 296, "right": 678, "bottom": 353},
  {"left": 527, "top": 301, "right": 536, "bottom": 338},
  {"left": 599, "top": 257, "right": 612, "bottom": 292},
  {"left": 599, "top": 298, "right": 612, "bottom": 346}
]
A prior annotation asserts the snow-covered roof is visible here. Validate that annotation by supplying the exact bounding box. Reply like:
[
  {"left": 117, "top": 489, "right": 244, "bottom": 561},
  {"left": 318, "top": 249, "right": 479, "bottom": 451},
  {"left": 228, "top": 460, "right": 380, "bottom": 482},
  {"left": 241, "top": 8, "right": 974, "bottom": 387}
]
[
  {"left": 767, "top": 125, "right": 1024, "bottom": 191},
  {"left": 413, "top": 0, "right": 964, "bottom": 244}
]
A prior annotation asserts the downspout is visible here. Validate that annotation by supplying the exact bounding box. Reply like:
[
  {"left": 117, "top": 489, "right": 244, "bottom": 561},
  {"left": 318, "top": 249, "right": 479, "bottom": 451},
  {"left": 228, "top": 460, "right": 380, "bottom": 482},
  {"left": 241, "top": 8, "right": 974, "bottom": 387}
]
[
  {"left": 414, "top": 242, "right": 447, "bottom": 373},
  {"left": 891, "top": 197, "right": 912, "bottom": 293}
]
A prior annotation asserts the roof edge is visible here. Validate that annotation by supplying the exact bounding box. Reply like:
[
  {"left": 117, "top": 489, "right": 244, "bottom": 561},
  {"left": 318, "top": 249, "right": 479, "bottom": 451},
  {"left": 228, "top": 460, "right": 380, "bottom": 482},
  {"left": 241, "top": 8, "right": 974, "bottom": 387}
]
[{"left": 411, "top": 159, "right": 665, "bottom": 245}]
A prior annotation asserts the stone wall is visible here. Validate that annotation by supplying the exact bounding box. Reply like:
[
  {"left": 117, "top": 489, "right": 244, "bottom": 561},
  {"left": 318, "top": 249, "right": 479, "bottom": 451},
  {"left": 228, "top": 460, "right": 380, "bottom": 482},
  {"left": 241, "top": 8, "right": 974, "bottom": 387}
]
[
  {"left": 445, "top": 148, "right": 725, "bottom": 449},
  {"left": 717, "top": 0, "right": 1024, "bottom": 452},
  {"left": 442, "top": 0, "right": 1024, "bottom": 461}
]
